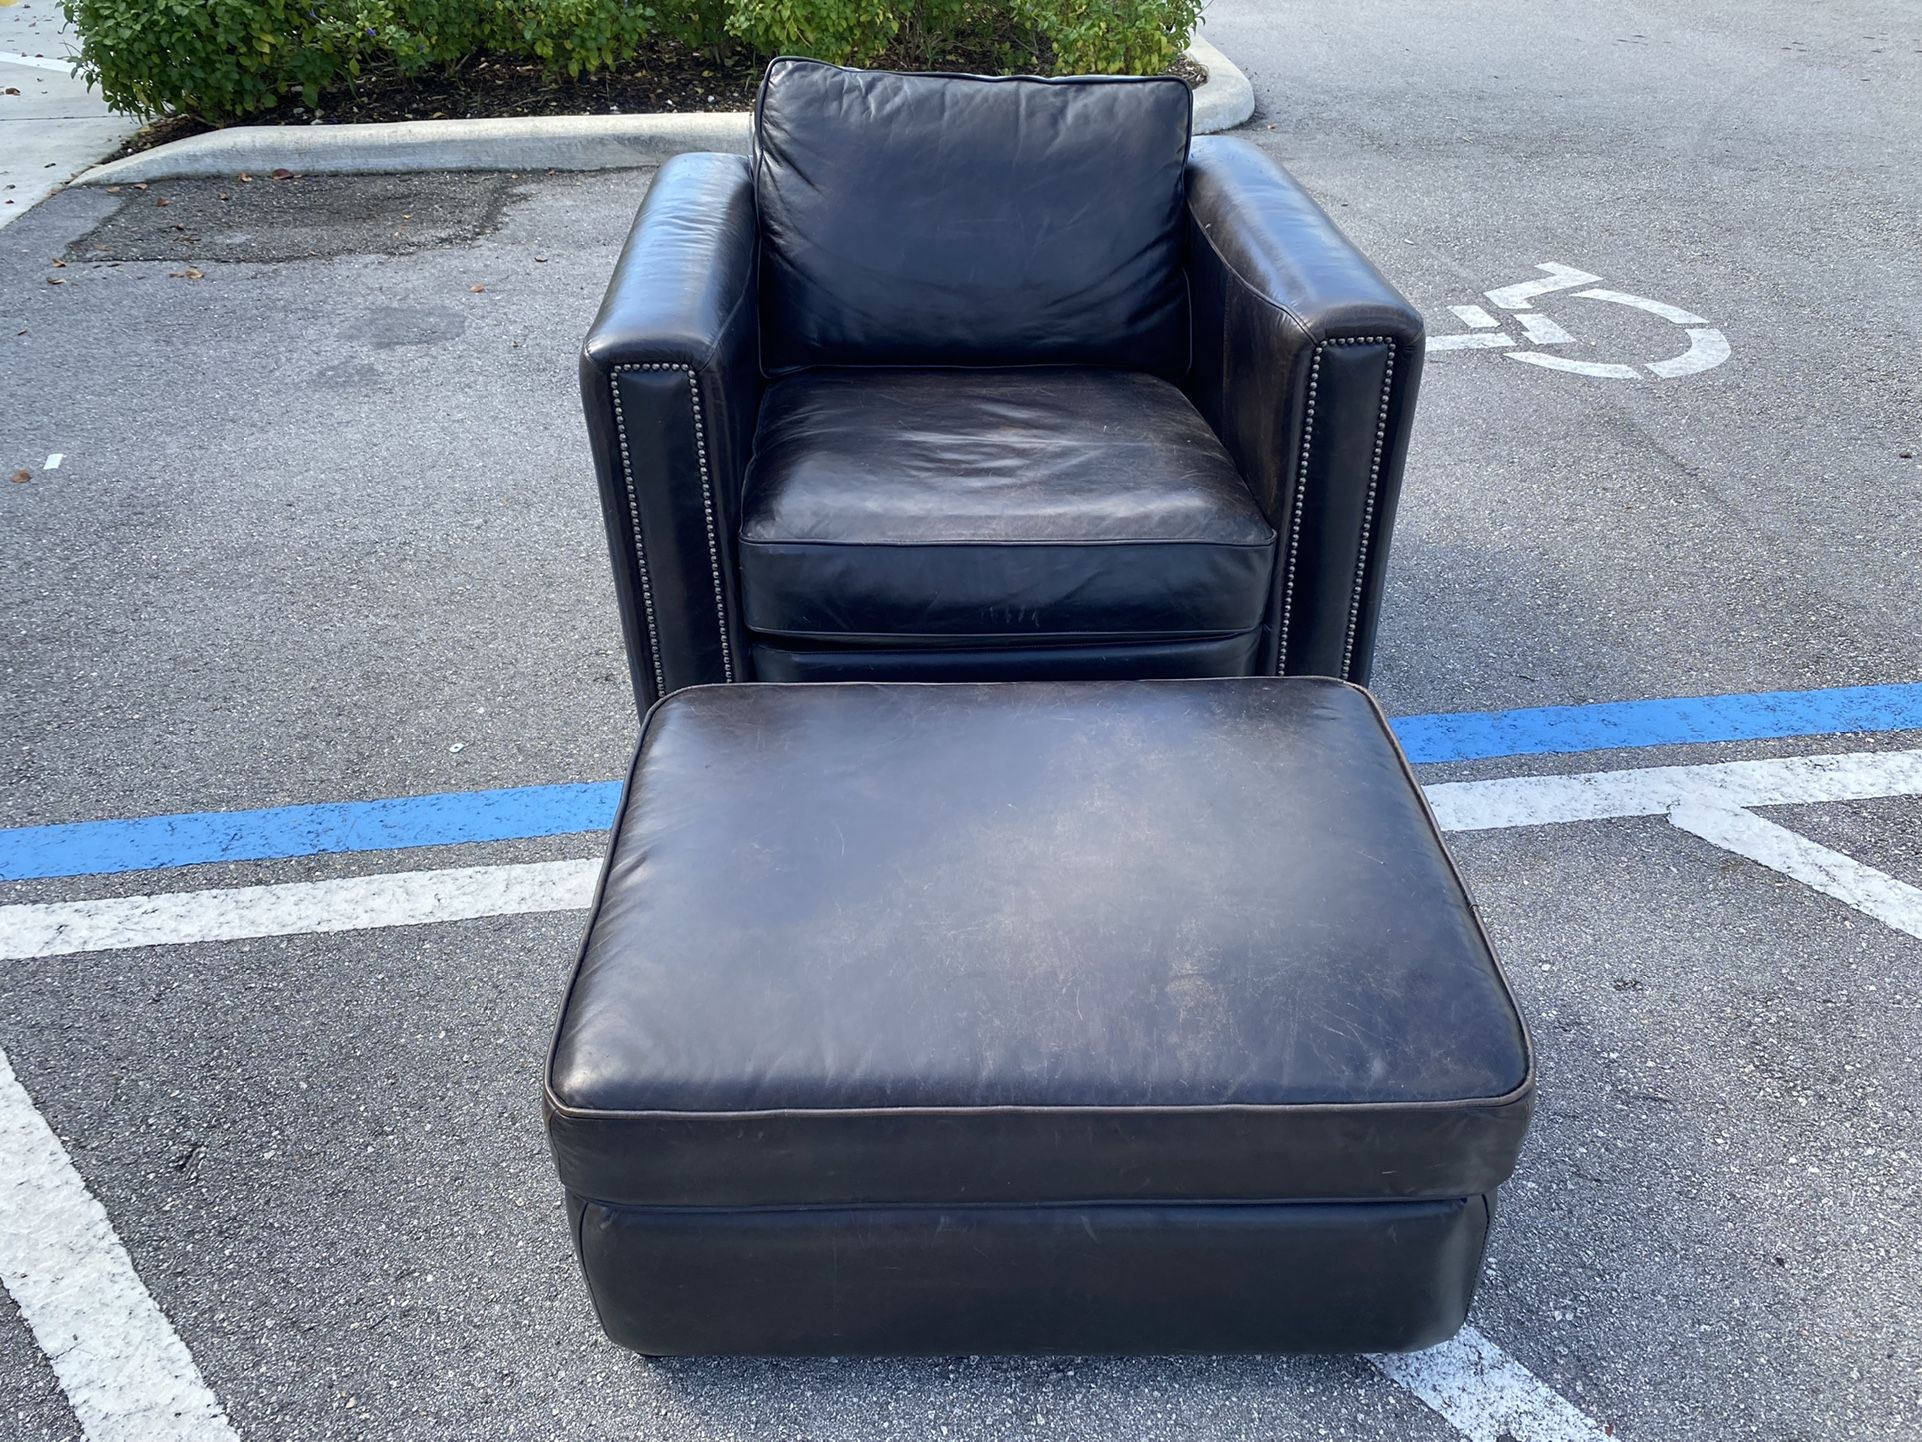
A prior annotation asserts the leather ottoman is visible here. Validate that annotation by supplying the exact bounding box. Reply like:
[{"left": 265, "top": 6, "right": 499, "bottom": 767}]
[{"left": 545, "top": 679, "right": 1534, "bottom": 1355}]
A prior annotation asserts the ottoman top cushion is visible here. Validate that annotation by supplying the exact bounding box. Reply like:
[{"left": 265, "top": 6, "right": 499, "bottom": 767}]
[{"left": 547, "top": 679, "right": 1532, "bottom": 1208}]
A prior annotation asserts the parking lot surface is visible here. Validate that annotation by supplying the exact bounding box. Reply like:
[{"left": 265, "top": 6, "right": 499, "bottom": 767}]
[{"left": 3, "top": 0, "right": 1920, "bottom": 1439}]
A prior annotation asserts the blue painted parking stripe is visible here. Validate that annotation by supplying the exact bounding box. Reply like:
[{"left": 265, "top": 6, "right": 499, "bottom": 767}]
[
  {"left": 0, "top": 782, "right": 622, "bottom": 884},
  {"left": 3, "top": 681, "right": 1919, "bottom": 883},
  {"left": 1390, "top": 680, "right": 1922, "bottom": 763}
]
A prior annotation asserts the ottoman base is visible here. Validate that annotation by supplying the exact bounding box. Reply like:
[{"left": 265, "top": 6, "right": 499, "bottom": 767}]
[{"left": 570, "top": 1194, "right": 1491, "bottom": 1356}]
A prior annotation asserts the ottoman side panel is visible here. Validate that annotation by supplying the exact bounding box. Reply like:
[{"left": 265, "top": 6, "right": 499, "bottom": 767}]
[{"left": 573, "top": 1194, "right": 1490, "bottom": 1356}]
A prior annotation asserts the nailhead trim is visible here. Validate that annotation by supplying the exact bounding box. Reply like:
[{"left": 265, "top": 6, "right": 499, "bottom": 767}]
[
  {"left": 608, "top": 362, "right": 735, "bottom": 694},
  {"left": 1342, "top": 343, "right": 1397, "bottom": 677},
  {"left": 1276, "top": 343, "right": 1321, "bottom": 674},
  {"left": 1277, "top": 336, "right": 1396, "bottom": 679}
]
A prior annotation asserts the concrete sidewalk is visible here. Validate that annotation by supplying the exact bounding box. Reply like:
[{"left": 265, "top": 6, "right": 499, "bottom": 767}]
[{"left": 0, "top": 0, "right": 137, "bottom": 230}]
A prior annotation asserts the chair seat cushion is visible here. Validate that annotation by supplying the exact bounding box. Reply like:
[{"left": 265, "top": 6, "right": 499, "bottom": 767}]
[
  {"left": 546, "top": 679, "right": 1534, "bottom": 1211},
  {"left": 737, "top": 368, "right": 1275, "bottom": 644}
]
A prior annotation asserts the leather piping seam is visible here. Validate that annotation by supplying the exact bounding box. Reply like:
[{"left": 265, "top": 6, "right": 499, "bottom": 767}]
[
  {"left": 760, "top": 355, "right": 1191, "bottom": 380},
  {"left": 744, "top": 625, "right": 1262, "bottom": 646},
  {"left": 547, "top": 1087, "right": 1534, "bottom": 1124},
  {"left": 573, "top": 1196, "right": 1488, "bottom": 1216},
  {"left": 1341, "top": 340, "right": 1397, "bottom": 676},
  {"left": 608, "top": 362, "right": 736, "bottom": 689},
  {"left": 760, "top": 56, "right": 1196, "bottom": 96},
  {"left": 736, "top": 534, "right": 1275, "bottom": 550}
]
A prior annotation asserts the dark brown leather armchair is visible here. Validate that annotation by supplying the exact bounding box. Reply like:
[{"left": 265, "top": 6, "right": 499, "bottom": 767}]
[{"left": 581, "top": 58, "right": 1424, "bottom": 713}]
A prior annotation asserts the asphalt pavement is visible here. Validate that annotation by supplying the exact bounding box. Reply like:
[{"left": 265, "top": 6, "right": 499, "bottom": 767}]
[{"left": 2, "top": 1, "right": 1920, "bottom": 1439}]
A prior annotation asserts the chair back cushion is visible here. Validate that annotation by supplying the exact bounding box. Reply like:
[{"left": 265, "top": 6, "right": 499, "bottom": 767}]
[{"left": 754, "top": 59, "right": 1193, "bottom": 378}]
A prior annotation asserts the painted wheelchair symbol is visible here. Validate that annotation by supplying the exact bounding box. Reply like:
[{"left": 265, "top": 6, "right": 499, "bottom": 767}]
[{"left": 1427, "top": 261, "right": 1730, "bottom": 380}]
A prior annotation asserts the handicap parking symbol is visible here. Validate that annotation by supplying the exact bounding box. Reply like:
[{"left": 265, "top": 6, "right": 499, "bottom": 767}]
[{"left": 1427, "top": 261, "right": 1731, "bottom": 380}]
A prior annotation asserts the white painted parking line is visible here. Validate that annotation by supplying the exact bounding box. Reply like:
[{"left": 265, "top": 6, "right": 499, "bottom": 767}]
[
  {"left": 1373, "top": 1326, "right": 1605, "bottom": 1441},
  {"left": 1483, "top": 263, "right": 1600, "bottom": 311},
  {"left": 1574, "top": 288, "right": 1707, "bottom": 326},
  {"left": 1, "top": 1047, "right": 239, "bottom": 1442},
  {"left": 1669, "top": 803, "right": 1922, "bottom": 940},
  {"left": 1428, "top": 332, "right": 1516, "bottom": 352},
  {"left": 7, "top": 743, "right": 1920, "bottom": 1442},
  {"left": 1504, "top": 352, "right": 1641, "bottom": 380},
  {"left": 1450, "top": 304, "right": 1501, "bottom": 329},
  {"left": 1645, "top": 327, "right": 1732, "bottom": 379},
  {"left": 1515, "top": 312, "right": 1574, "bottom": 346},
  {"left": 1426, "top": 746, "right": 1922, "bottom": 831},
  {"left": 0, "top": 858, "right": 602, "bottom": 960},
  {"left": 9, "top": 749, "right": 1922, "bottom": 961}
]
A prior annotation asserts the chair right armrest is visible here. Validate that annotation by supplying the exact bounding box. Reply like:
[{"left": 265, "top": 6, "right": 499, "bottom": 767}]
[
  {"left": 1183, "top": 136, "right": 1425, "bottom": 683},
  {"left": 581, "top": 152, "right": 760, "bottom": 716}
]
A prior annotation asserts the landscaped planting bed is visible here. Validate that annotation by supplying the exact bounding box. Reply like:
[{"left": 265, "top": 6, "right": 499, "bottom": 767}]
[{"left": 68, "top": 0, "right": 1205, "bottom": 154}]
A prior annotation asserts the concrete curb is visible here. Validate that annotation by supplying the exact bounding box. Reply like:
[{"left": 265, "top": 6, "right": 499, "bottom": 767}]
[
  {"left": 1187, "top": 35, "right": 1254, "bottom": 136},
  {"left": 76, "top": 39, "right": 1254, "bottom": 185}
]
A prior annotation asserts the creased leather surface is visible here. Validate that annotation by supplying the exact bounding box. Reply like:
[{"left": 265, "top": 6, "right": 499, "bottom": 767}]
[
  {"left": 546, "top": 678, "right": 1534, "bottom": 1207},
  {"left": 1182, "top": 136, "right": 1425, "bottom": 682},
  {"left": 755, "top": 60, "right": 1192, "bottom": 376},
  {"left": 572, "top": 1192, "right": 1489, "bottom": 1355},
  {"left": 738, "top": 368, "right": 1273, "bottom": 639}
]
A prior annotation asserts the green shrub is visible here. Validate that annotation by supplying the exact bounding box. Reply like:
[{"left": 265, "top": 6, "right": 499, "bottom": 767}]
[
  {"left": 385, "top": 0, "right": 494, "bottom": 68},
  {"left": 60, "top": 0, "right": 399, "bottom": 116},
  {"left": 481, "top": 0, "right": 657, "bottom": 77},
  {"left": 655, "top": 0, "right": 733, "bottom": 50},
  {"left": 892, "top": 0, "right": 1010, "bottom": 69},
  {"left": 725, "top": 0, "right": 897, "bottom": 64},
  {"left": 1016, "top": 0, "right": 1202, "bottom": 75},
  {"left": 62, "top": 0, "right": 1203, "bottom": 122}
]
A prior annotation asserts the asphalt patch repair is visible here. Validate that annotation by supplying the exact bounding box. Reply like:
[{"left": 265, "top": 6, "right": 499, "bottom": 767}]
[{"left": 64, "top": 172, "right": 535, "bottom": 264}]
